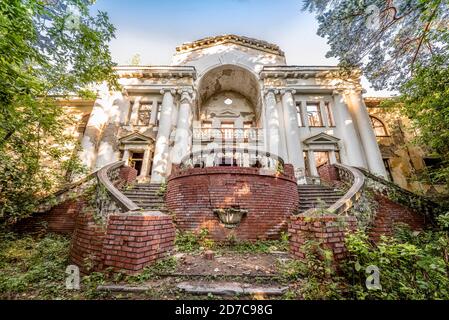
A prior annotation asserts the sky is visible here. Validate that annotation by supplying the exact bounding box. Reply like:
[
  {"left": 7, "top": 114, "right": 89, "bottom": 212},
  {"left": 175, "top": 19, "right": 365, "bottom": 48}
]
[{"left": 91, "top": 0, "right": 390, "bottom": 96}]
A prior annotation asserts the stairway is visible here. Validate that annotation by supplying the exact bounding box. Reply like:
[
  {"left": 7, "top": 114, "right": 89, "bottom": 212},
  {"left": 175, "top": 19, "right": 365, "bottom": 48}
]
[
  {"left": 297, "top": 184, "right": 344, "bottom": 213},
  {"left": 121, "top": 183, "right": 167, "bottom": 211}
]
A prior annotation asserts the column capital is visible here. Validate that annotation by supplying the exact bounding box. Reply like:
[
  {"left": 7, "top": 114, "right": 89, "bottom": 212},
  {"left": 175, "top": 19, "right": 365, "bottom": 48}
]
[
  {"left": 160, "top": 88, "right": 177, "bottom": 95},
  {"left": 264, "top": 88, "right": 279, "bottom": 96},
  {"left": 280, "top": 88, "right": 296, "bottom": 96},
  {"left": 178, "top": 88, "right": 193, "bottom": 104}
]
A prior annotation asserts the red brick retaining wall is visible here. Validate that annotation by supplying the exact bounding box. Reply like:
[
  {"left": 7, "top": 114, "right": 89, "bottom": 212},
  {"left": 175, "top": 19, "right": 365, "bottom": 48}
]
[
  {"left": 369, "top": 194, "right": 426, "bottom": 241},
  {"left": 166, "top": 165, "right": 299, "bottom": 241},
  {"left": 70, "top": 210, "right": 106, "bottom": 273},
  {"left": 103, "top": 213, "right": 176, "bottom": 272},
  {"left": 14, "top": 199, "right": 84, "bottom": 235},
  {"left": 69, "top": 211, "right": 176, "bottom": 274},
  {"left": 289, "top": 215, "right": 357, "bottom": 262}
]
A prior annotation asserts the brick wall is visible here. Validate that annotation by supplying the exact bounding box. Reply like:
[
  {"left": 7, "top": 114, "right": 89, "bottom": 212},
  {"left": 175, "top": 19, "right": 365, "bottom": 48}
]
[
  {"left": 289, "top": 214, "right": 357, "bottom": 262},
  {"left": 14, "top": 199, "right": 84, "bottom": 235},
  {"left": 13, "top": 166, "right": 138, "bottom": 235},
  {"left": 166, "top": 165, "right": 299, "bottom": 241},
  {"left": 69, "top": 210, "right": 176, "bottom": 274},
  {"left": 318, "top": 164, "right": 339, "bottom": 184},
  {"left": 369, "top": 193, "right": 426, "bottom": 242},
  {"left": 70, "top": 209, "right": 106, "bottom": 273},
  {"left": 103, "top": 212, "right": 176, "bottom": 273}
]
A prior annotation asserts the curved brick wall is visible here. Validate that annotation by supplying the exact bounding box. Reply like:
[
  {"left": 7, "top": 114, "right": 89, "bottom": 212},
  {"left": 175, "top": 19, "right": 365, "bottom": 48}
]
[{"left": 166, "top": 165, "right": 299, "bottom": 241}]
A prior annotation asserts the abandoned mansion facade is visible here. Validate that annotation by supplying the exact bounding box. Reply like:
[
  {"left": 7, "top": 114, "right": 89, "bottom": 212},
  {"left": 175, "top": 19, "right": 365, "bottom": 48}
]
[
  {"left": 27, "top": 35, "right": 446, "bottom": 273},
  {"left": 74, "top": 35, "right": 394, "bottom": 187}
]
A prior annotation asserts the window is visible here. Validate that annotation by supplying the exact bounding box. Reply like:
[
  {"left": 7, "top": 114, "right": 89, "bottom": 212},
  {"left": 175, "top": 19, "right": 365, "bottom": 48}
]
[
  {"left": 324, "top": 102, "right": 335, "bottom": 127},
  {"left": 306, "top": 102, "right": 323, "bottom": 127},
  {"left": 370, "top": 116, "right": 388, "bottom": 137},
  {"left": 295, "top": 102, "right": 303, "bottom": 127},
  {"left": 137, "top": 104, "right": 151, "bottom": 126}
]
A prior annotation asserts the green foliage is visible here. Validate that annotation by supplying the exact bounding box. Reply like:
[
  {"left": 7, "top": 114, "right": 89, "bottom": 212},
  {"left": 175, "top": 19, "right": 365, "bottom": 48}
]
[
  {"left": 0, "top": 232, "right": 71, "bottom": 299},
  {"left": 303, "top": 0, "right": 449, "bottom": 90},
  {"left": 175, "top": 228, "right": 213, "bottom": 252},
  {"left": 0, "top": 0, "right": 117, "bottom": 225},
  {"left": 126, "top": 257, "right": 178, "bottom": 284},
  {"left": 343, "top": 225, "right": 449, "bottom": 299},
  {"left": 389, "top": 55, "right": 449, "bottom": 187},
  {"left": 175, "top": 229, "right": 290, "bottom": 253}
]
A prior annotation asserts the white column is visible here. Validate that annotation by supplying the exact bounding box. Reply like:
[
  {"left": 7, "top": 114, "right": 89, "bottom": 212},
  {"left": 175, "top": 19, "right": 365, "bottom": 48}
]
[
  {"left": 329, "top": 150, "right": 337, "bottom": 164},
  {"left": 79, "top": 98, "right": 110, "bottom": 170},
  {"left": 95, "top": 92, "right": 128, "bottom": 169},
  {"left": 140, "top": 149, "right": 151, "bottom": 180},
  {"left": 150, "top": 89, "right": 175, "bottom": 183},
  {"left": 129, "top": 96, "right": 141, "bottom": 125},
  {"left": 172, "top": 89, "right": 193, "bottom": 165},
  {"left": 346, "top": 90, "right": 388, "bottom": 178},
  {"left": 122, "top": 149, "right": 130, "bottom": 165},
  {"left": 332, "top": 92, "right": 367, "bottom": 168},
  {"left": 307, "top": 150, "right": 319, "bottom": 177},
  {"left": 281, "top": 89, "right": 305, "bottom": 171},
  {"left": 276, "top": 100, "right": 289, "bottom": 162},
  {"left": 264, "top": 89, "right": 283, "bottom": 158}
]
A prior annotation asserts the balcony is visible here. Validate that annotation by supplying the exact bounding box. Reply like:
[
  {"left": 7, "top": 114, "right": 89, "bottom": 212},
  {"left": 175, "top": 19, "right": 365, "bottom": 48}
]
[{"left": 192, "top": 128, "right": 263, "bottom": 143}]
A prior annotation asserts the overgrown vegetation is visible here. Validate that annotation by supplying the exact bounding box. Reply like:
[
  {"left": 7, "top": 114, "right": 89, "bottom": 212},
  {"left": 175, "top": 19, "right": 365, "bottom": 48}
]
[
  {"left": 280, "top": 213, "right": 449, "bottom": 300},
  {"left": 0, "top": 0, "right": 117, "bottom": 225},
  {"left": 175, "top": 228, "right": 290, "bottom": 253}
]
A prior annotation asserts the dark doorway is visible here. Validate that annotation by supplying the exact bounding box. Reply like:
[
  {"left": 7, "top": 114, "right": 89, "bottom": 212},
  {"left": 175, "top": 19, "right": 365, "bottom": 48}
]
[{"left": 130, "top": 152, "right": 144, "bottom": 176}]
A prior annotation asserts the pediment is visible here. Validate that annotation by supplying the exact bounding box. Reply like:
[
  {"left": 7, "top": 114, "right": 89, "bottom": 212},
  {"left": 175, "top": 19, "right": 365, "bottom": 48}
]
[
  {"left": 303, "top": 133, "right": 340, "bottom": 145},
  {"left": 119, "top": 132, "right": 154, "bottom": 144}
]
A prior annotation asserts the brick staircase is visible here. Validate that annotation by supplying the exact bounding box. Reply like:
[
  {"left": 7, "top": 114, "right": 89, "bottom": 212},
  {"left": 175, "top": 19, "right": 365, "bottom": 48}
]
[
  {"left": 121, "top": 183, "right": 167, "bottom": 211},
  {"left": 297, "top": 184, "right": 344, "bottom": 213}
]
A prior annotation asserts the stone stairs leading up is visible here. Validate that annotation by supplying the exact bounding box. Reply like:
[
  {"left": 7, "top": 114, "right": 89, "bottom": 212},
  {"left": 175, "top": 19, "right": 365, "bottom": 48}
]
[
  {"left": 121, "top": 183, "right": 167, "bottom": 211},
  {"left": 297, "top": 184, "right": 344, "bottom": 213}
]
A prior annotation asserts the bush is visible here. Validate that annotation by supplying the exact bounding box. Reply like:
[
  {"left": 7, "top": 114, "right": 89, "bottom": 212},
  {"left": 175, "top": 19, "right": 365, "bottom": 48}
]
[{"left": 0, "top": 232, "right": 71, "bottom": 299}]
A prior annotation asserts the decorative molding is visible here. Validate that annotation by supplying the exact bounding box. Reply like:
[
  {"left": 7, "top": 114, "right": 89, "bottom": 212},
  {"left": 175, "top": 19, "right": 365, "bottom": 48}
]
[
  {"left": 280, "top": 88, "right": 297, "bottom": 95},
  {"left": 115, "top": 66, "right": 197, "bottom": 80},
  {"left": 175, "top": 34, "right": 285, "bottom": 57}
]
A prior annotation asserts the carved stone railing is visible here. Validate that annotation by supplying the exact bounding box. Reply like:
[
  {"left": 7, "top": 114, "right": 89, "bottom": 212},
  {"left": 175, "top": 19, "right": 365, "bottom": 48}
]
[
  {"left": 37, "top": 171, "right": 98, "bottom": 213},
  {"left": 179, "top": 148, "right": 285, "bottom": 173},
  {"left": 94, "top": 161, "right": 140, "bottom": 219},
  {"left": 325, "top": 164, "right": 365, "bottom": 215},
  {"left": 192, "top": 127, "right": 263, "bottom": 143},
  {"left": 37, "top": 161, "right": 139, "bottom": 219},
  {"left": 357, "top": 167, "right": 443, "bottom": 222}
]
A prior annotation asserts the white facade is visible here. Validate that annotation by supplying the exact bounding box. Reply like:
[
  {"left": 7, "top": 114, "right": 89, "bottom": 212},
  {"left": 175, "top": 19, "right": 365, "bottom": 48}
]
[{"left": 79, "top": 35, "right": 388, "bottom": 183}]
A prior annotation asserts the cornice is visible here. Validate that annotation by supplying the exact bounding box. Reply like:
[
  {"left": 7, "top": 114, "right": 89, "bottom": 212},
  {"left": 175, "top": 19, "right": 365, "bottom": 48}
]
[
  {"left": 260, "top": 66, "right": 361, "bottom": 81},
  {"left": 175, "top": 34, "right": 285, "bottom": 57},
  {"left": 115, "top": 66, "right": 197, "bottom": 80}
]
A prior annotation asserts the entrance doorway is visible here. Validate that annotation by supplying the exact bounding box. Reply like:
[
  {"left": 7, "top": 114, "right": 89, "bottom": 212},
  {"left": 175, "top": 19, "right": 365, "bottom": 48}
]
[{"left": 129, "top": 151, "right": 144, "bottom": 176}]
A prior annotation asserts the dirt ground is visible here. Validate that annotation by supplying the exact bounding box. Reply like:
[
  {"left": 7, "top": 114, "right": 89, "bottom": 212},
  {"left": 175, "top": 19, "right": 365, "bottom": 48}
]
[{"left": 171, "top": 251, "right": 292, "bottom": 277}]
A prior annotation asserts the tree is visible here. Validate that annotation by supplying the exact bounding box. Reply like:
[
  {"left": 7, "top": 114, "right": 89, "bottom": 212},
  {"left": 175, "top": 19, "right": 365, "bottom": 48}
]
[
  {"left": 390, "top": 56, "right": 449, "bottom": 186},
  {"left": 304, "top": 0, "right": 449, "bottom": 188},
  {"left": 303, "top": 0, "right": 449, "bottom": 90},
  {"left": 0, "top": 0, "right": 117, "bottom": 224}
]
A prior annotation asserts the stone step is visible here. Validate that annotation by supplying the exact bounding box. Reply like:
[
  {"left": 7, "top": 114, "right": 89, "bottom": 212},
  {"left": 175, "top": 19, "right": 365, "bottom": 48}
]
[
  {"left": 123, "top": 194, "right": 164, "bottom": 200},
  {"left": 299, "top": 197, "right": 342, "bottom": 202},
  {"left": 176, "top": 281, "right": 288, "bottom": 296}
]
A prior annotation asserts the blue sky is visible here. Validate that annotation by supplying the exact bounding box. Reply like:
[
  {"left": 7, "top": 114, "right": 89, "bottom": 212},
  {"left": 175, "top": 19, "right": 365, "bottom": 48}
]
[{"left": 91, "top": 0, "right": 388, "bottom": 96}]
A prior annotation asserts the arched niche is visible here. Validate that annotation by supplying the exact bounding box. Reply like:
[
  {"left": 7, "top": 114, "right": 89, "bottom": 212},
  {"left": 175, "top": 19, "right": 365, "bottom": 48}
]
[{"left": 196, "top": 64, "right": 262, "bottom": 125}]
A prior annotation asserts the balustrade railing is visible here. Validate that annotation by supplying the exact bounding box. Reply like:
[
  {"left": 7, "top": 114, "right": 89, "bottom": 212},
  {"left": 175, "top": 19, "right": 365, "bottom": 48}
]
[
  {"left": 179, "top": 148, "right": 285, "bottom": 173},
  {"left": 192, "top": 128, "right": 263, "bottom": 142}
]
